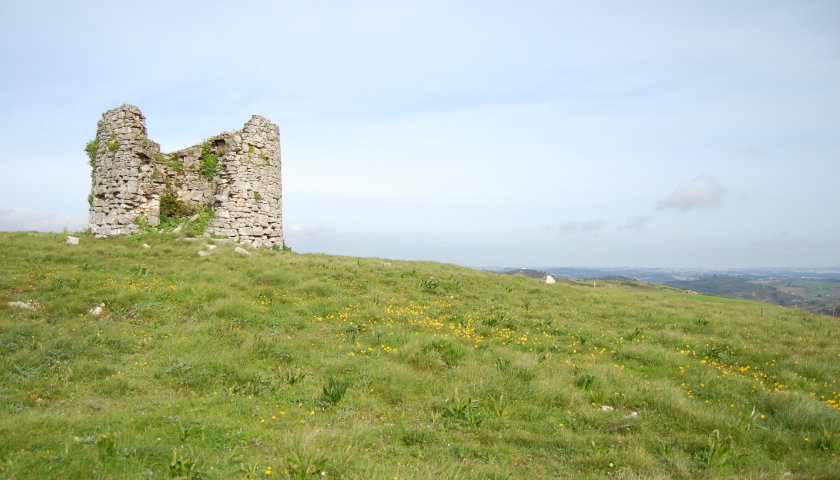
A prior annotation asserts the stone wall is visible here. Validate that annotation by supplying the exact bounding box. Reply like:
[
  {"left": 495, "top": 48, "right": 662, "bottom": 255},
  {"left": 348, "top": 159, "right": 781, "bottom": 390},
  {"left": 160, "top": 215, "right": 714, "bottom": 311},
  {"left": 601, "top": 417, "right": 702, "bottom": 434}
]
[{"left": 88, "top": 105, "right": 283, "bottom": 247}]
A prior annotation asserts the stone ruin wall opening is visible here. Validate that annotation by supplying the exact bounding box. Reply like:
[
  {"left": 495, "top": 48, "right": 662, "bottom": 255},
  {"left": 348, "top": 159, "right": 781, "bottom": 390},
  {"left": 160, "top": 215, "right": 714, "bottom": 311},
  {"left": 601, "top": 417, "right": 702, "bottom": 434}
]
[{"left": 87, "top": 105, "right": 283, "bottom": 247}]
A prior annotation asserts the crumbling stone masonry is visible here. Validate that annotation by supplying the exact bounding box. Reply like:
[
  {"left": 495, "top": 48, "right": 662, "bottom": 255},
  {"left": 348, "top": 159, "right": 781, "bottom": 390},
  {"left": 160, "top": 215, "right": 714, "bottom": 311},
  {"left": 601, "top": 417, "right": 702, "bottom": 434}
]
[{"left": 88, "top": 105, "right": 283, "bottom": 247}]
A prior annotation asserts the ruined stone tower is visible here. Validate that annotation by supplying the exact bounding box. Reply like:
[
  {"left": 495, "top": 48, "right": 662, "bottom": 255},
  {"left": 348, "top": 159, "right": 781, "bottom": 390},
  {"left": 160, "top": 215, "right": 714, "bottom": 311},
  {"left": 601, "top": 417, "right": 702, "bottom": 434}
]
[{"left": 87, "top": 105, "right": 283, "bottom": 247}]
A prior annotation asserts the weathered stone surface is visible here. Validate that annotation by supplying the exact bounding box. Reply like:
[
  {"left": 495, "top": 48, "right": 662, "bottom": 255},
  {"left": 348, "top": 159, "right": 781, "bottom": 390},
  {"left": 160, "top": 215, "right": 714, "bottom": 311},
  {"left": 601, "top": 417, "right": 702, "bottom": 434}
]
[
  {"left": 66, "top": 235, "right": 79, "bottom": 245},
  {"left": 88, "top": 105, "right": 283, "bottom": 248},
  {"left": 234, "top": 246, "right": 251, "bottom": 256}
]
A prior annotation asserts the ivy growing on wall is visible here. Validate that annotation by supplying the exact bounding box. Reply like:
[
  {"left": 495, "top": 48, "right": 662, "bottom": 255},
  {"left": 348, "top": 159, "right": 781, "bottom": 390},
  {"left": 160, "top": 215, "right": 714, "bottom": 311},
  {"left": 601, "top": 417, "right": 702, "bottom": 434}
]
[
  {"left": 85, "top": 138, "right": 99, "bottom": 169},
  {"left": 199, "top": 142, "right": 218, "bottom": 180},
  {"left": 85, "top": 138, "right": 99, "bottom": 205}
]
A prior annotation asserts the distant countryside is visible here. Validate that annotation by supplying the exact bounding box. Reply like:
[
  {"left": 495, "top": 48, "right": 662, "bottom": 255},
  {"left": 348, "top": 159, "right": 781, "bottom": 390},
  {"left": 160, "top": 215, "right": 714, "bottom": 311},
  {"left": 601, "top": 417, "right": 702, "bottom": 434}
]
[{"left": 497, "top": 267, "right": 840, "bottom": 317}]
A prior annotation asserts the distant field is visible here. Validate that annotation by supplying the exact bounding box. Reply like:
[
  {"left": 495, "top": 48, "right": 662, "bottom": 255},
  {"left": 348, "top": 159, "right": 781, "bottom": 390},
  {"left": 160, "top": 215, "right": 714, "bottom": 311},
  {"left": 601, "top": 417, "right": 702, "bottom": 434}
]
[
  {"left": 789, "top": 280, "right": 840, "bottom": 300},
  {"left": 780, "top": 287, "right": 807, "bottom": 296},
  {"left": 1, "top": 232, "right": 838, "bottom": 479}
]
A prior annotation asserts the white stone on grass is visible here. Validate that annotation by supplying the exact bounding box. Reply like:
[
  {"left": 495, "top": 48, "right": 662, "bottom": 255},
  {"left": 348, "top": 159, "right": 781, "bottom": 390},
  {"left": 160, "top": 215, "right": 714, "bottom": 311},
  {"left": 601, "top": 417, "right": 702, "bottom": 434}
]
[
  {"left": 234, "top": 247, "right": 251, "bottom": 256},
  {"left": 66, "top": 236, "right": 79, "bottom": 245},
  {"left": 545, "top": 275, "right": 556, "bottom": 284},
  {"left": 8, "top": 300, "right": 38, "bottom": 310},
  {"left": 198, "top": 251, "right": 210, "bottom": 257}
]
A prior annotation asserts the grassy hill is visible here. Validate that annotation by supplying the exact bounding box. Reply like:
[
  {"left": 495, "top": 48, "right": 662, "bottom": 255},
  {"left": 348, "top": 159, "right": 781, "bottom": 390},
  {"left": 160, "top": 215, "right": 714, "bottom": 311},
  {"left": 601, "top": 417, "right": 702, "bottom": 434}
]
[{"left": 1, "top": 232, "right": 838, "bottom": 479}]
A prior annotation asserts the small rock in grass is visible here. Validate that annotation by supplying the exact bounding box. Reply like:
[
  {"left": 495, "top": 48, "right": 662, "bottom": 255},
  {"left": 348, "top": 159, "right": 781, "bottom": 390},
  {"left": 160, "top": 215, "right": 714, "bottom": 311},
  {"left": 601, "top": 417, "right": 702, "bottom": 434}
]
[
  {"left": 545, "top": 275, "right": 556, "bottom": 284},
  {"left": 8, "top": 300, "right": 38, "bottom": 310},
  {"left": 66, "top": 235, "right": 79, "bottom": 245},
  {"left": 142, "top": 243, "right": 150, "bottom": 249},
  {"left": 198, "top": 251, "right": 210, "bottom": 257},
  {"left": 600, "top": 405, "right": 614, "bottom": 412},
  {"left": 89, "top": 303, "right": 105, "bottom": 316},
  {"left": 234, "top": 247, "right": 251, "bottom": 256},
  {"left": 625, "top": 411, "right": 639, "bottom": 419},
  {"left": 205, "top": 244, "right": 217, "bottom": 250},
  {"left": 382, "top": 262, "right": 392, "bottom": 267}
]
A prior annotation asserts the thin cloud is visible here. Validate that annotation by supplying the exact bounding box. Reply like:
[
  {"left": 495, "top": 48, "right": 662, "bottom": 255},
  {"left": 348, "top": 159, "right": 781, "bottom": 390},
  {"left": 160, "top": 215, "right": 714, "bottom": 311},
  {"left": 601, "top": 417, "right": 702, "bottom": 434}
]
[
  {"left": 555, "top": 219, "right": 607, "bottom": 236},
  {"left": 619, "top": 215, "right": 653, "bottom": 231},
  {"left": 658, "top": 175, "right": 726, "bottom": 211}
]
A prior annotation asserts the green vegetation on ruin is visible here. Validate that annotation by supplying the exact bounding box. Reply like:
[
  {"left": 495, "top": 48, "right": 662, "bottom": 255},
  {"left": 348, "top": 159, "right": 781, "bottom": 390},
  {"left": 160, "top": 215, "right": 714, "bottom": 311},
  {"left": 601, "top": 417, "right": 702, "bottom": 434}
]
[
  {"left": 0, "top": 232, "right": 837, "bottom": 479},
  {"left": 183, "top": 204, "right": 213, "bottom": 237},
  {"left": 158, "top": 192, "right": 212, "bottom": 237},
  {"left": 200, "top": 142, "right": 219, "bottom": 180},
  {"left": 107, "top": 134, "right": 119, "bottom": 153},
  {"left": 84, "top": 138, "right": 99, "bottom": 170},
  {"left": 153, "top": 153, "right": 185, "bottom": 175},
  {"left": 85, "top": 138, "right": 99, "bottom": 206}
]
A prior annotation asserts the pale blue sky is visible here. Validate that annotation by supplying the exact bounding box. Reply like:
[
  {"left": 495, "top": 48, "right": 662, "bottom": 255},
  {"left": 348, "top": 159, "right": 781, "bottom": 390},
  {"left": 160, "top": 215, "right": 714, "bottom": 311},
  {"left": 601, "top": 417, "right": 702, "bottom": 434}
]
[{"left": 1, "top": 0, "right": 838, "bottom": 268}]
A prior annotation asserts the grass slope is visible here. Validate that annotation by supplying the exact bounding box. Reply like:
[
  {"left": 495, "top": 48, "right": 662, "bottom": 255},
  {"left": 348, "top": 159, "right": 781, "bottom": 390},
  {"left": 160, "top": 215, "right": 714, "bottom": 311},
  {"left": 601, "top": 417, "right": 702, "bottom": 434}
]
[{"left": 1, "top": 232, "right": 838, "bottom": 479}]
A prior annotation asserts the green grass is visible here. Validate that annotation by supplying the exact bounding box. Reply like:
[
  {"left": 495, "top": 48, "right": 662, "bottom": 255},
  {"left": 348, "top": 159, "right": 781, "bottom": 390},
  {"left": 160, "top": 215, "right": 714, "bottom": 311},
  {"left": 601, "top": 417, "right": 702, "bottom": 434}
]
[{"left": 0, "top": 232, "right": 838, "bottom": 479}]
